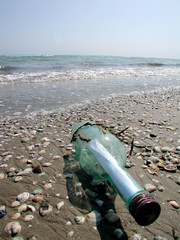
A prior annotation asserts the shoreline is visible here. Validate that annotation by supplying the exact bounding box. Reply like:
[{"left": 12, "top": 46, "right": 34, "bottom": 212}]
[{"left": 0, "top": 87, "right": 180, "bottom": 239}]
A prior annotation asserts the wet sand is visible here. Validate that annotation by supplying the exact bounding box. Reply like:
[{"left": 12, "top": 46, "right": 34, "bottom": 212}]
[{"left": 0, "top": 87, "right": 180, "bottom": 240}]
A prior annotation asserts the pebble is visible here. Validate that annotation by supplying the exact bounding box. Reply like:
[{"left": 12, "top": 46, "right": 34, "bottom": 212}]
[
  {"left": 105, "top": 212, "right": 119, "bottom": 223},
  {"left": 144, "top": 183, "right": 157, "bottom": 192},
  {"left": 33, "top": 165, "right": 42, "bottom": 173},
  {"left": 17, "top": 192, "right": 30, "bottom": 202},
  {"left": 4, "top": 221, "right": 22, "bottom": 236},
  {"left": 32, "top": 194, "right": 43, "bottom": 202},
  {"left": 86, "top": 210, "right": 102, "bottom": 225},
  {"left": 114, "top": 228, "right": 124, "bottom": 239}
]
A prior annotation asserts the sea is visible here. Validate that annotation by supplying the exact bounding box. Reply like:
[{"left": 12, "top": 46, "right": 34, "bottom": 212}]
[{"left": 0, "top": 55, "right": 180, "bottom": 120}]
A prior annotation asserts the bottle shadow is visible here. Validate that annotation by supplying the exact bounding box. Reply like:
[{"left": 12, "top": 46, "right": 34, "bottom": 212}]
[{"left": 63, "top": 153, "right": 128, "bottom": 240}]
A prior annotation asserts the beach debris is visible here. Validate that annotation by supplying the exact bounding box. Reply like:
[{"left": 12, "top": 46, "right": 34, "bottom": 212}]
[
  {"left": 39, "top": 201, "right": 53, "bottom": 216},
  {"left": 130, "top": 234, "right": 143, "bottom": 240},
  {"left": 144, "top": 183, "right": 157, "bottom": 193},
  {"left": 114, "top": 228, "right": 124, "bottom": 239},
  {"left": 17, "top": 192, "right": 30, "bottom": 202},
  {"left": 105, "top": 212, "right": 119, "bottom": 223},
  {"left": 0, "top": 210, "right": 7, "bottom": 218},
  {"left": 75, "top": 216, "right": 85, "bottom": 224},
  {"left": 56, "top": 201, "right": 64, "bottom": 210},
  {"left": 4, "top": 221, "right": 22, "bottom": 236},
  {"left": 85, "top": 210, "right": 102, "bottom": 225},
  {"left": 24, "top": 214, "right": 34, "bottom": 222},
  {"left": 169, "top": 200, "right": 179, "bottom": 209},
  {"left": 12, "top": 213, "right": 21, "bottom": 220}
]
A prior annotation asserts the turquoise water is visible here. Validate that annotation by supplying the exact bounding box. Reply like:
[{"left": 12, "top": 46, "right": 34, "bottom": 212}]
[{"left": 0, "top": 55, "right": 180, "bottom": 119}]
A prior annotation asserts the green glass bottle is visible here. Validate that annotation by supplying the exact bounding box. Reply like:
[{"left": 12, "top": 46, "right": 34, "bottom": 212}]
[{"left": 72, "top": 121, "right": 161, "bottom": 226}]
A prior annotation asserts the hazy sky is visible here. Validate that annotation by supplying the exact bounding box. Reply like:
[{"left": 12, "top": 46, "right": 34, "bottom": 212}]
[{"left": 0, "top": 0, "right": 180, "bottom": 59}]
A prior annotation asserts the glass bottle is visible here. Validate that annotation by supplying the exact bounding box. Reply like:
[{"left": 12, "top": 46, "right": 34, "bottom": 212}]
[{"left": 72, "top": 121, "right": 161, "bottom": 226}]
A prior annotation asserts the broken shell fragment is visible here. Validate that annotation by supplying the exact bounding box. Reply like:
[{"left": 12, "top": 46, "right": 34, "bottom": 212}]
[
  {"left": 24, "top": 215, "right": 34, "bottom": 222},
  {"left": 85, "top": 210, "right": 102, "bottom": 225},
  {"left": 75, "top": 216, "right": 85, "bottom": 224},
  {"left": 56, "top": 201, "right": 64, "bottom": 210},
  {"left": 4, "top": 221, "right": 21, "bottom": 236}
]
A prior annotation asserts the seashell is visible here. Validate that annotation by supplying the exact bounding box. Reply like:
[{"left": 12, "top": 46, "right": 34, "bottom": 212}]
[
  {"left": 17, "top": 192, "right": 30, "bottom": 202},
  {"left": 75, "top": 216, "right": 85, "bottom": 224},
  {"left": 53, "top": 155, "right": 61, "bottom": 160},
  {"left": 144, "top": 183, "right": 156, "bottom": 193},
  {"left": 161, "top": 146, "right": 174, "bottom": 153},
  {"left": 14, "top": 176, "right": 23, "bottom": 183},
  {"left": 157, "top": 185, "right": 165, "bottom": 192},
  {"left": 0, "top": 210, "right": 7, "bottom": 219},
  {"left": 154, "top": 235, "right": 168, "bottom": 240},
  {"left": 12, "top": 213, "right": 21, "bottom": 220},
  {"left": 105, "top": 212, "right": 119, "bottom": 223},
  {"left": 169, "top": 200, "right": 179, "bottom": 209},
  {"left": 130, "top": 234, "right": 143, "bottom": 240},
  {"left": 67, "top": 231, "right": 74, "bottom": 237},
  {"left": 12, "top": 236, "right": 24, "bottom": 240},
  {"left": 4, "top": 221, "right": 21, "bottom": 236},
  {"left": 18, "top": 204, "right": 28, "bottom": 213},
  {"left": 27, "top": 205, "right": 36, "bottom": 212},
  {"left": 172, "top": 228, "right": 179, "bottom": 240},
  {"left": 43, "top": 183, "right": 52, "bottom": 190},
  {"left": 56, "top": 201, "right": 64, "bottom": 210},
  {"left": 39, "top": 150, "right": 46, "bottom": 155},
  {"left": 16, "top": 168, "right": 32, "bottom": 176},
  {"left": 32, "top": 189, "right": 44, "bottom": 195},
  {"left": 164, "top": 165, "right": 177, "bottom": 172},
  {"left": 32, "top": 195, "right": 43, "bottom": 203},
  {"left": 0, "top": 173, "right": 5, "bottom": 179},
  {"left": 11, "top": 201, "right": 20, "bottom": 208},
  {"left": 33, "top": 165, "right": 42, "bottom": 173},
  {"left": 114, "top": 228, "right": 124, "bottom": 239},
  {"left": 42, "top": 162, "right": 51, "bottom": 167},
  {"left": 66, "top": 220, "right": 72, "bottom": 225},
  {"left": 24, "top": 214, "right": 34, "bottom": 222},
  {"left": 39, "top": 201, "right": 53, "bottom": 216},
  {"left": 0, "top": 205, "right": 6, "bottom": 211},
  {"left": 149, "top": 163, "right": 159, "bottom": 171},
  {"left": 85, "top": 210, "right": 102, "bottom": 225}
]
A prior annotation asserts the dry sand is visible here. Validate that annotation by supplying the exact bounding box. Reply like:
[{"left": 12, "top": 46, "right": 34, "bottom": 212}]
[{"left": 0, "top": 88, "right": 180, "bottom": 240}]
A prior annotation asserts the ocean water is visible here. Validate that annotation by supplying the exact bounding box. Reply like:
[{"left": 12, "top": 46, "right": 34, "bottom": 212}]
[{"left": 0, "top": 55, "right": 180, "bottom": 119}]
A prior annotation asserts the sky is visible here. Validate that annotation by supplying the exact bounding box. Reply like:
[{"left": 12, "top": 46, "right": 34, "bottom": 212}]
[{"left": 0, "top": 0, "right": 180, "bottom": 59}]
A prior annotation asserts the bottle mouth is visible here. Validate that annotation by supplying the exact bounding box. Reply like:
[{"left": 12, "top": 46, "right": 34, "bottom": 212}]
[{"left": 129, "top": 192, "right": 161, "bottom": 226}]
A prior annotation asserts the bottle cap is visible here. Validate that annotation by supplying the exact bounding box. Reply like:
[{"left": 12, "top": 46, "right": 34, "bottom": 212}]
[{"left": 129, "top": 192, "right": 161, "bottom": 226}]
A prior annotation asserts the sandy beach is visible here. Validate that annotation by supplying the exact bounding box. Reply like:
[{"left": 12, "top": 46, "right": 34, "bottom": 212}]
[{"left": 0, "top": 87, "right": 179, "bottom": 240}]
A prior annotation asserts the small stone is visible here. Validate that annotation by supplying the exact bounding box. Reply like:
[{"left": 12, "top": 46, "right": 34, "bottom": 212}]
[
  {"left": 14, "top": 176, "right": 23, "bottom": 183},
  {"left": 33, "top": 165, "right": 42, "bottom": 173},
  {"left": 157, "top": 185, "right": 165, "bottom": 192},
  {"left": 42, "top": 162, "right": 51, "bottom": 167},
  {"left": 114, "top": 228, "right": 124, "bottom": 239},
  {"left": 105, "top": 212, "right": 119, "bottom": 223},
  {"left": 11, "top": 201, "right": 20, "bottom": 208},
  {"left": 144, "top": 183, "right": 157, "bottom": 193}
]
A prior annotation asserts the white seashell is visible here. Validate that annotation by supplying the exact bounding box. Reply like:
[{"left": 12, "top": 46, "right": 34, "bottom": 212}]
[
  {"left": 169, "top": 200, "right": 179, "bottom": 209},
  {"left": 32, "top": 189, "right": 44, "bottom": 195},
  {"left": 11, "top": 201, "right": 20, "bottom": 208},
  {"left": 75, "top": 216, "right": 85, "bottom": 224},
  {"left": 56, "top": 201, "right": 64, "bottom": 210},
  {"left": 18, "top": 204, "right": 28, "bottom": 213},
  {"left": 12, "top": 213, "right": 21, "bottom": 220},
  {"left": 42, "top": 137, "right": 50, "bottom": 142},
  {"left": 0, "top": 205, "right": 6, "bottom": 211},
  {"left": 105, "top": 212, "right": 119, "bottom": 223},
  {"left": 39, "top": 203, "right": 53, "bottom": 217},
  {"left": 43, "top": 183, "right": 52, "bottom": 190},
  {"left": 4, "top": 221, "right": 21, "bottom": 236},
  {"left": 144, "top": 183, "right": 156, "bottom": 193},
  {"left": 14, "top": 176, "right": 23, "bottom": 183},
  {"left": 16, "top": 168, "right": 32, "bottom": 176},
  {"left": 24, "top": 214, "right": 34, "bottom": 222},
  {"left": 27, "top": 205, "right": 36, "bottom": 212},
  {"left": 17, "top": 192, "right": 30, "bottom": 202},
  {"left": 86, "top": 210, "right": 102, "bottom": 225}
]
